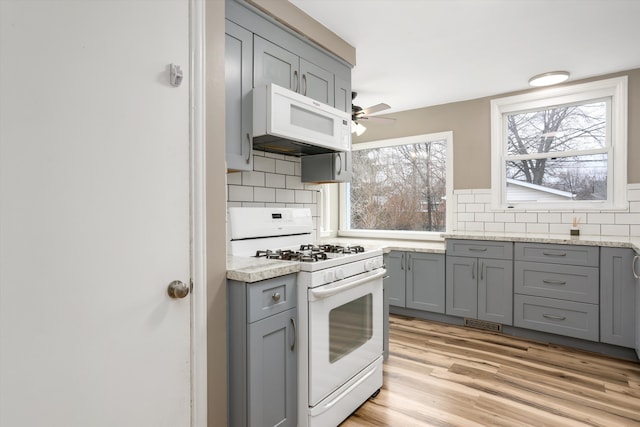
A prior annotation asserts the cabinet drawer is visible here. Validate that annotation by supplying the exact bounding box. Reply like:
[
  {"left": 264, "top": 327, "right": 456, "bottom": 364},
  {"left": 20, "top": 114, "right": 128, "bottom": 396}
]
[
  {"left": 248, "top": 275, "right": 297, "bottom": 323},
  {"left": 514, "top": 243, "right": 599, "bottom": 266},
  {"left": 446, "top": 239, "right": 513, "bottom": 260},
  {"left": 514, "top": 261, "right": 599, "bottom": 303},
  {"left": 513, "top": 295, "right": 599, "bottom": 341}
]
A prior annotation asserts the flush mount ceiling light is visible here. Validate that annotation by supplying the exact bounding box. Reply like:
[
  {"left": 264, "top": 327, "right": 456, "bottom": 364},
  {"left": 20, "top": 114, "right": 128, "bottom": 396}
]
[{"left": 528, "top": 71, "right": 570, "bottom": 87}]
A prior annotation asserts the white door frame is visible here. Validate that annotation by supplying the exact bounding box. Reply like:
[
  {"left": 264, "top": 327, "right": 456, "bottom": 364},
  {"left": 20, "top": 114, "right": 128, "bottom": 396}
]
[{"left": 189, "top": 1, "right": 208, "bottom": 426}]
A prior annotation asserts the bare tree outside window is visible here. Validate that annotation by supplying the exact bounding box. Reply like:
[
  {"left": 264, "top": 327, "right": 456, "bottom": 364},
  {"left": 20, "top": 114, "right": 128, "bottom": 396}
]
[
  {"left": 349, "top": 140, "right": 447, "bottom": 232},
  {"left": 505, "top": 100, "right": 608, "bottom": 202}
]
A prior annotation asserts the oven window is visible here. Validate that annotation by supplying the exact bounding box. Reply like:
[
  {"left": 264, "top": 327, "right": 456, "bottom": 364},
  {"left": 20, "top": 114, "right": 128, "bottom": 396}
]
[{"left": 329, "top": 293, "right": 373, "bottom": 363}]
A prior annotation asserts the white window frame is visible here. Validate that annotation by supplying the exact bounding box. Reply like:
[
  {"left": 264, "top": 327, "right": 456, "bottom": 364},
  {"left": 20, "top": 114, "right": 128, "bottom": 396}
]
[
  {"left": 337, "top": 131, "right": 453, "bottom": 240},
  {"left": 490, "top": 76, "right": 628, "bottom": 211}
]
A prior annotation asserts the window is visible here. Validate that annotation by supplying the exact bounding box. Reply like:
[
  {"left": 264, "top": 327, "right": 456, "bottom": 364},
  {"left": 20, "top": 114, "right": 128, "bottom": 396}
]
[
  {"left": 339, "top": 132, "right": 453, "bottom": 239},
  {"left": 491, "top": 76, "right": 628, "bottom": 210}
]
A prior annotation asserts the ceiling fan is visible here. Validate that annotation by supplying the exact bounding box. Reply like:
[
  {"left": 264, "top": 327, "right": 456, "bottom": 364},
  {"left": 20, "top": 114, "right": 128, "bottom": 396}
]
[{"left": 351, "top": 91, "right": 395, "bottom": 136}]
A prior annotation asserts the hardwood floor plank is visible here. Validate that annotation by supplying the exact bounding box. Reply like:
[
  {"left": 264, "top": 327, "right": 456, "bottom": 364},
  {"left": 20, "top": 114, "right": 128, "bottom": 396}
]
[{"left": 340, "top": 315, "right": 640, "bottom": 427}]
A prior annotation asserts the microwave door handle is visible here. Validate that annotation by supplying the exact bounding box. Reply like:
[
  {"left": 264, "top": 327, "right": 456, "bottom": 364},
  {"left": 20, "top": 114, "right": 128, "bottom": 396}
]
[{"left": 309, "top": 269, "right": 386, "bottom": 300}]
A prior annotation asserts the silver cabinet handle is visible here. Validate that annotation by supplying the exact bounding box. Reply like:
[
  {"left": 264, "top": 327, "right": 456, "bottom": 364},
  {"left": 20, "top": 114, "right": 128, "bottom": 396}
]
[
  {"left": 480, "top": 262, "right": 484, "bottom": 280},
  {"left": 543, "top": 279, "right": 566, "bottom": 285},
  {"left": 245, "top": 133, "right": 251, "bottom": 164},
  {"left": 272, "top": 292, "right": 281, "bottom": 302},
  {"left": 469, "top": 247, "right": 487, "bottom": 252},
  {"left": 633, "top": 255, "right": 640, "bottom": 280},
  {"left": 407, "top": 254, "right": 411, "bottom": 271},
  {"left": 543, "top": 313, "right": 566, "bottom": 321},
  {"left": 471, "top": 261, "right": 476, "bottom": 280},
  {"left": 293, "top": 70, "right": 299, "bottom": 92},
  {"left": 302, "top": 74, "right": 307, "bottom": 96},
  {"left": 400, "top": 253, "right": 404, "bottom": 270},
  {"left": 290, "top": 318, "right": 296, "bottom": 351},
  {"left": 543, "top": 251, "right": 566, "bottom": 257}
]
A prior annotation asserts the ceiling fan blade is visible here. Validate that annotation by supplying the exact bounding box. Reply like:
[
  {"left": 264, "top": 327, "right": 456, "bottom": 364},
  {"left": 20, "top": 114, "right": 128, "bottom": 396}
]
[
  {"left": 361, "top": 103, "right": 391, "bottom": 116},
  {"left": 359, "top": 115, "right": 396, "bottom": 123}
]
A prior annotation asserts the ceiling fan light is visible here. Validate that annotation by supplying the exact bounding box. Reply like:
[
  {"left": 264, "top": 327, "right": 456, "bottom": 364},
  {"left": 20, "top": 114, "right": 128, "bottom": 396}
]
[
  {"left": 352, "top": 121, "right": 366, "bottom": 136},
  {"left": 528, "top": 71, "right": 570, "bottom": 87}
]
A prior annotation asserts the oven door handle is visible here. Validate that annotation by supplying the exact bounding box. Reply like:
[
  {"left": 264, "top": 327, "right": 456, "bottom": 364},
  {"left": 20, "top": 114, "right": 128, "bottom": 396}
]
[{"left": 309, "top": 269, "right": 386, "bottom": 300}]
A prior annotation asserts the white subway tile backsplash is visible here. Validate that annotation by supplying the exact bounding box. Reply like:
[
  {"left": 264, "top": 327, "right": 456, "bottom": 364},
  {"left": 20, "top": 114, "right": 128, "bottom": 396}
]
[
  {"left": 228, "top": 185, "right": 254, "bottom": 202},
  {"left": 504, "top": 222, "right": 526, "bottom": 233},
  {"left": 253, "top": 156, "right": 276, "bottom": 173},
  {"left": 254, "top": 187, "right": 276, "bottom": 202},
  {"left": 578, "top": 224, "right": 601, "bottom": 235},
  {"left": 615, "top": 213, "right": 640, "bottom": 225},
  {"left": 275, "top": 188, "right": 295, "bottom": 203},
  {"left": 515, "top": 213, "right": 537, "bottom": 223},
  {"left": 629, "top": 201, "right": 640, "bottom": 213},
  {"left": 475, "top": 212, "right": 495, "bottom": 223},
  {"left": 295, "top": 190, "right": 313, "bottom": 204},
  {"left": 631, "top": 225, "right": 640, "bottom": 237},
  {"left": 285, "top": 175, "right": 304, "bottom": 190},
  {"left": 627, "top": 189, "right": 640, "bottom": 201},
  {"left": 466, "top": 203, "right": 485, "bottom": 213},
  {"left": 465, "top": 222, "right": 484, "bottom": 232},
  {"left": 457, "top": 194, "right": 475, "bottom": 203},
  {"left": 265, "top": 173, "right": 286, "bottom": 188},
  {"left": 601, "top": 224, "right": 630, "bottom": 236},
  {"left": 484, "top": 222, "right": 505, "bottom": 232},
  {"left": 226, "top": 172, "right": 242, "bottom": 185},
  {"left": 537, "top": 213, "right": 562, "bottom": 223},
  {"left": 275, "top": 159, "right": 296, "bottom": 175},
  {"left": 242, "top": 171, "right": 265, "bottom": 187},
  {"left": 458, "top": 212, "right": 475, "bottom": 222},
  {"left": 474, "top": 193, "right": 492, "bottom": 204},
  {"left": 526, "top": 223, "right": 549, "bottom": 234},
  {"left": 587, "top": 213, "right": 615, "bottom": 224},
  {"left": 494, "top": 212, "right": 515, "bottom": 223}
]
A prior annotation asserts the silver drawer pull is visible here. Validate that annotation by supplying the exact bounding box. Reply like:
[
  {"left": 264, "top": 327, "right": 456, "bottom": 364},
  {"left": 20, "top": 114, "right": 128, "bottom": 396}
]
[
  {"left": 542, "top": 313, "right": 566, "bottom": 321},
  {"left": 272, "top": 292, "right": 281, "bottom": 302},
  {"left": 542, "top": 251, "right": 567, "bottom": 257},
  {"left": 543, "top": 279, "right": 566, "bottom": 285},
  {"left": 469, "top": 247, "right": 488, "bottom": 252}
]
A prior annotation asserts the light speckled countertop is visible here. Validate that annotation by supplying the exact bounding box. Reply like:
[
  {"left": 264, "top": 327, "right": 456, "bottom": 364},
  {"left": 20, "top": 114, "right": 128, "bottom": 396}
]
[
  {"left": 443, "top": 232, "right": 640, "bottom": 251},
  {"left": 227, "top": 233, "right": 640, "bottom": 283}
]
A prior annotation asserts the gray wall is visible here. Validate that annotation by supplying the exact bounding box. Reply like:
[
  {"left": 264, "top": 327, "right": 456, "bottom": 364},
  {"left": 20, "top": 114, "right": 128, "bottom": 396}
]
[{"left": 354, "top": 69, "right": 640, "bottom": 189}]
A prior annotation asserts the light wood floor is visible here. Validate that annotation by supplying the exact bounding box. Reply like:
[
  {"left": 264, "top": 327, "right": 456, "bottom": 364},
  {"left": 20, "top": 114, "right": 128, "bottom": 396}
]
[{"left": 341, "top": 315, "right": 640, "bottom": 427}]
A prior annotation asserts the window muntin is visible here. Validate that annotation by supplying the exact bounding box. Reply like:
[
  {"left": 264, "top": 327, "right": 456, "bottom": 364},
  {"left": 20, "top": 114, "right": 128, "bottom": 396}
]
[
  {"left": 339, "top": 132, "right": 452, "bottom": 239},
  {"left": 491, "top": 76, "right": 627, "bottom": 210}
]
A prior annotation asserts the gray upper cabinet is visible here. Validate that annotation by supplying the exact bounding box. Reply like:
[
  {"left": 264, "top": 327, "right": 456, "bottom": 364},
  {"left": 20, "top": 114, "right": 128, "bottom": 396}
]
[
  {"left": 254, "top": 35, "right": 299, "bottom": 91},
  {"left": 254, "top": 35, "right": 335, "bottom": 106},
  {"left": 600, "top": 247, "right": 636, "bottom": 348},
  {"left": 446, "top": 240, "right": 514, "bottom": 325},
  {"left": 225, "top": 20, "right": 253, "bottom": 172},
  {"left": 334, "top": 75, "right": 351, "bottom": 114}
]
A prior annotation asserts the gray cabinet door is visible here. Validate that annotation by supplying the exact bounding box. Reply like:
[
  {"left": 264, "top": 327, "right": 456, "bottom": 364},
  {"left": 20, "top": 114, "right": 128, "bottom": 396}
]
[
  {"left": 254, "top": 35, "right": 299, "bottom": 91},
  {"left": 600, "top": 247, "right": 636, "bottom": 348},
  {"left": 334, "top": 75, "right": 351, "bottom": 113},
  {"left": 636, "top": 253, "right": 640, "bottom": 359},
  {"left": 248, "top": 307, "right": 297, "bottom": 427},
  {"left": 225, "top": 20, "right": 253, "bottom": 171},
  {"left": 407, "top": 252, "right": 445, "bottom": 313},
  {"left": 446, "top": 256, "right": 477, "bottom": 318},
  {"left": 478, "top": 258, "right": 513, "bottom": 325},
  {"left": 384, "top": 251, "right": 406, "bottom": 307},
  {"left": 300, "top": 58, "right": 334, "bottom": 106}
]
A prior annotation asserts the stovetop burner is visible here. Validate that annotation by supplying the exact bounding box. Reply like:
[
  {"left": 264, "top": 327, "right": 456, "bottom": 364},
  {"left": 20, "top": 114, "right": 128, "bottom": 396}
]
[{"left": 254, "top": 244, "right": 366, "bottom": 262}]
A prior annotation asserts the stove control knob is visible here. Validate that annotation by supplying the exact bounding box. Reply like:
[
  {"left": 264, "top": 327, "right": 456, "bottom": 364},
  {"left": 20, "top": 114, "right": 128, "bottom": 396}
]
[
  {"left": 335, "top": 268, "right": 345, "bottom": 280},
  {"left": 324, "top": 271, "right": 335, "bottom": 283}
]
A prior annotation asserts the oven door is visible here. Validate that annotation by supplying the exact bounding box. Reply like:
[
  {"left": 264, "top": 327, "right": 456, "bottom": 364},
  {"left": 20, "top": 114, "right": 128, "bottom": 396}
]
[{"left": 307, "top": 268, "right": 385, "bottom": 406}]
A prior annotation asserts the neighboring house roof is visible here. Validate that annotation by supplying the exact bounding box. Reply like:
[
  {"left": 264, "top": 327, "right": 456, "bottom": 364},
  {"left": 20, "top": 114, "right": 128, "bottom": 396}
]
[{"left": 506, "top": 178, "right": 574, "bottom": 201}]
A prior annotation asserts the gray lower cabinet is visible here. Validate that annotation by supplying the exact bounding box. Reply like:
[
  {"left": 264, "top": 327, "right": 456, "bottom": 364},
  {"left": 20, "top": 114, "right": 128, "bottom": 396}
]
[
  {"left": 228, "top": 275, "right": 298, "bottom": 427},
  {"left": 634, "top": 252, "right": 640, "bottom": 358},
  {"left": 445, "top": 240, "right": 514, "bottom": 325},
  {"left": 225, "top": 20, "right": 253, "bottom": 171},
  {"left": 600, "top": 247, "right": 636, "bottom": 347},
  {"left": 384, "top": 251, "right": 445, "bottom": 313},
  {"left": 513, "top": 243, "right": 600, "bottom": 341}
]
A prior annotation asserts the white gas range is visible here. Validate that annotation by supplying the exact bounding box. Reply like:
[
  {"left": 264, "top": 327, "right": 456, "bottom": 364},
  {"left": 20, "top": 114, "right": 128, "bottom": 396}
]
[{"left": 228, "top": 207, "right": 385, "bottom": 427}]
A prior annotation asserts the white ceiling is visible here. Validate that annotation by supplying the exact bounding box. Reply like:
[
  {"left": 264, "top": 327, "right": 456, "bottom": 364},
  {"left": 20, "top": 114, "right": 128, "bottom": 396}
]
[{"left": 288, "top": 0, "right": 640, "bottom": 115}]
